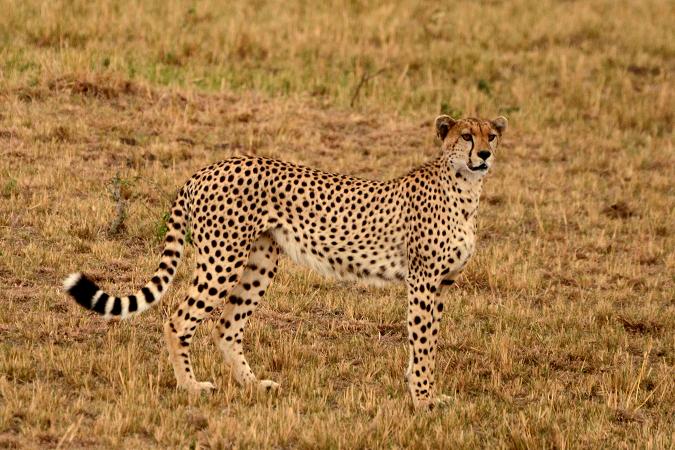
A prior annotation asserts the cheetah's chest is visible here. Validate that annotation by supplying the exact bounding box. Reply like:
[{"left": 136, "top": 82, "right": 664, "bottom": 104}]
[{"left": 439, "top": 226, "right": 477, "bottom": 278}]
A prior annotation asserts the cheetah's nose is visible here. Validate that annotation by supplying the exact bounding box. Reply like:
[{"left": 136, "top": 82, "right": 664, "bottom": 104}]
[{"left": 477, "top": 150, "right": 491, "bottom": 161}]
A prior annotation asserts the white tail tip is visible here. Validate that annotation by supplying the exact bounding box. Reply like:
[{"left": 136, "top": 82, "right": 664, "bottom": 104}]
[{"left": 63, "top": 272, "right": 82, "bottom": 291}]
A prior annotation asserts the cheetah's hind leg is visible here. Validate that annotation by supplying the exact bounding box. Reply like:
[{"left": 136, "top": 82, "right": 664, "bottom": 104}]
[
  {"left": 164, "top": 255, "right": 250, "bottom": 394},
  {"left": 211, "top": 233, "right": 281, "bottom": 392},
  {"left": 163, "top": 283, "right": 220, "bottom": 394}
]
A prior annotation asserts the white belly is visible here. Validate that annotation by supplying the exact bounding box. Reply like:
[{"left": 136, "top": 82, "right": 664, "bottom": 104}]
[
  {"left": 270, "top": 227, "right": 339, "bottom": 278},
  {"left": 269, "top": 227, "right": 407, "bottom": 286}
]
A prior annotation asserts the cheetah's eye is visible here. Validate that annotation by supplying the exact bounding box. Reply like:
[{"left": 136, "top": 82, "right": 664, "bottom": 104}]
[
  {"left": 488, "top": 134, "right": 497, "bottom": 142},
  {"left": 461, "top": 134, "right": 472, "bottom": 142}
]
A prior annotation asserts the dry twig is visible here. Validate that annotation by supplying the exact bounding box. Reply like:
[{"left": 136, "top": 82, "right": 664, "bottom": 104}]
[
  {"left": 107, "top": 173, "right": 127, "bottom": 235},
  {"left": 350, "top": 66, "right": 391, "bottom": 107}
]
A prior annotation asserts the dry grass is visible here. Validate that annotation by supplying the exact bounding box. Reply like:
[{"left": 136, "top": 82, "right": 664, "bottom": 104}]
[{"left": 1, "top": 0, "right": 674, "bottom": 448}]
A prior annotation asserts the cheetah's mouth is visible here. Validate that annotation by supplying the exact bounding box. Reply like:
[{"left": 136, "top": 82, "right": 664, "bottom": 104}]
[{"left": 468, "top": 162, "right": 488, "bottom": 172}]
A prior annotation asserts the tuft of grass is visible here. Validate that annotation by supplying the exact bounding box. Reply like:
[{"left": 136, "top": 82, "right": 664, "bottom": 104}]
[
  {"left": 155, "top": 211, "right": 171, "bottom": 243},
  {"left": 2, "top": 178, "right": 18, "bottom": 198},
  {"left": 477, "top": 79, "right": 491, "bottom": 95}
]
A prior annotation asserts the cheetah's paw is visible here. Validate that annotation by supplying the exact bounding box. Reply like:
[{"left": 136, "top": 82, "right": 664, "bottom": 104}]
[
  {"left": 413, "top": 394, "right": 453, "bottom": 411},
  {"left": 180, "top": 380, "right": 216, "bottom": 394},
  {"left": 432, "top": 394, "right": 453, "bottom": 408},
  {"left": 258, "top": 380, "right": 280, "bottom": 393}
]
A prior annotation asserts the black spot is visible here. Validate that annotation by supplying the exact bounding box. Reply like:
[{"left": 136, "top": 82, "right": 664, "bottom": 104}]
[
  {"left": 66, "top": 274, "right": 99, "bottom": 310},
  {"left": 111, "top": 297, "right": 122, "bottom": 315},
  {"left": 127, "top": 295, "right": 138, "bottom": 312},
  {"left": 92, "top": 293, "right": 109, "bottom": 314},
  {"left": 142, "top": 287, "right": 154, "bottom": 303}
]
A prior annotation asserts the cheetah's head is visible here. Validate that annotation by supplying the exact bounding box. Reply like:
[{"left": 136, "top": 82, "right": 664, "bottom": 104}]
[{"left": 435, "top": 115, "right": 508, "bottom": 177}]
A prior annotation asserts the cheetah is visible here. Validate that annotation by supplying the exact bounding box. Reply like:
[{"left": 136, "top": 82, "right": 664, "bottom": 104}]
[{"left": 63, "top": 115, "right": 507, "bottom": 410}]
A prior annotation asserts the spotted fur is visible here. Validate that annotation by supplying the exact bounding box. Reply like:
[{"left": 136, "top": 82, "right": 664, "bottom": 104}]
[{"left": 64, "top": 115, "right": 507, "bottom": 409}]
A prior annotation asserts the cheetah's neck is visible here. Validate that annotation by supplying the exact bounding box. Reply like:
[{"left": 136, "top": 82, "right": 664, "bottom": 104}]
[{"left": 434, "top": 155, "right": 485, "bottom": 220}]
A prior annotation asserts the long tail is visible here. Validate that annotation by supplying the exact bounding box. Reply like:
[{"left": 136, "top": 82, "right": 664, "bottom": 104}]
[{"left": 63, "top": 187, "right": 190, "bottom": 319}]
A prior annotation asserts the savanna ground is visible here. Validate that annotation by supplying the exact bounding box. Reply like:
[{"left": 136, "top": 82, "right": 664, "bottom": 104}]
[{"left": 0, "top": 0, "right": 673, "bottom": 448}]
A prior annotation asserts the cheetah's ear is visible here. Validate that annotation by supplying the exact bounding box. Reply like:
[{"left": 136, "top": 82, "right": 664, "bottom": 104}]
[
  {"left": 435, "top": 115, "right": 456, "bottom": 141},
  {"left": 491, "top": 116, "right": 508, "bottom": 135}
]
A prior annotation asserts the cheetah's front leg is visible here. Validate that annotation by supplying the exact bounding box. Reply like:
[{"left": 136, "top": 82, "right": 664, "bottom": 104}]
[{"left": 405, "top": 279, "right": 450, "bottom": 410}]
